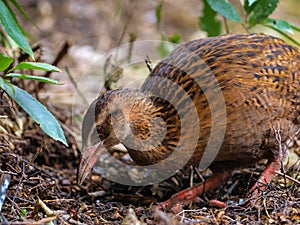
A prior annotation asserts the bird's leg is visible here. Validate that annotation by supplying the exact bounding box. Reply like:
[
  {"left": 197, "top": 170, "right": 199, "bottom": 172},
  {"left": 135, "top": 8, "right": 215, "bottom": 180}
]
[
  {"left": 248, "top": 127, "right": 287, "bottom": 198},
  {"left": 247, "top": 156, "right": 281, "bottom": 198},
  {"left": 157, "top": 170, "right": 232, "bottom": 210}
]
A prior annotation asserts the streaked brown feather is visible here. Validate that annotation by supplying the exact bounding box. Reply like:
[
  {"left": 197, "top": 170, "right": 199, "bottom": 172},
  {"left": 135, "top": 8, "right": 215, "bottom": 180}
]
[{"left": 82, "top": 33, "right": 299, "bottom": 180}]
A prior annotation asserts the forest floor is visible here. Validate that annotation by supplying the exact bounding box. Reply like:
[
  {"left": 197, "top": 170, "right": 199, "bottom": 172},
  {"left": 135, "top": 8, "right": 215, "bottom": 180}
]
[{"left": 1, "top": 0, "right": 300, "bottom": 224}]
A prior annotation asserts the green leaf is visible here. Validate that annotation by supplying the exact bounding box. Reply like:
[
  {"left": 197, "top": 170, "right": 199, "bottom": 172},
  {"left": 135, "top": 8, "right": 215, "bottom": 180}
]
[
  {"left": 19, "top": 209, "right": 27, "bottom": 218},
  {"left": 247, "top": 0, "right": 279, "bottom": 27},
  {"left": 0, "top": 53, "right": 13, "bottom": 71},
  {"left": 263, "top": 24, "right": 300, "bottom": 48},
  {"left": 199, "top": 0, "right": 221, "bottom": 36},
  {"left": 169, "top": 34, "right": 180, "bottom": 44},
  {"left": 157, "top": 35, "right": 177, "bottom": 58},
  {"left": 0, "top": 1, "right": 34, "bottom": 59},
  {"left": 1, "top": 83, "right": 68, "bottom": 146},
  {"left": 0, "top": 77, "right": 4, "bottom": 88},
  {"left": 248, "top": 0, "right": 258, "bottom": 6},
  {"left": 155, "top": 2, "right": 162, "bottom": 25},
  {"left": 9, "top": 62, "right": 60, "bottom": 72},
  {"left": 290, "top": 23, "right": 300, "bottom": 32},
  {"left": 0, "top": 77, "right": 14, "bottom": 94},
  {"left": 206, "top": 0, "right": 242, "bottom": 23},
  {"left": 6, "top": 73, "right": 60, "bottom": 85},
  {"left": 263, "top": 18, "right": 294, "bottom": 35},
  {"left": 8, "top": 0, "right": 38, "bottom": 29},
  {"left": 244, "top": 0, "right": 257, "bottom": 14},
  {"left": 4, "top": 0, "right": 35, "bottom": 45},
  {"left": 157, "top": 41, "right": 176, "bottom": 58}
]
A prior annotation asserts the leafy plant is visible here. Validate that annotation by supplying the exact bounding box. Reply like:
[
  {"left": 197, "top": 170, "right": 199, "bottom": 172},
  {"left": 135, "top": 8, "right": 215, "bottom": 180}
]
[
  {"left": 157, "top": 34, "right": 181, "bottom": 58},
  {"left": 199, "top": 0, "right": 221, "bottom": 37},
  {"left": 206, "top": 0, "right": 242, "bottom": 23},
  {"left": 0, "top": 0, "right": 67, "bottom": 146},
  {"left": 155, "top": 0, "right": 300, "bottom": 58},
  {"left": 199, "top": 0, "right": 300, "bottom": 47}
]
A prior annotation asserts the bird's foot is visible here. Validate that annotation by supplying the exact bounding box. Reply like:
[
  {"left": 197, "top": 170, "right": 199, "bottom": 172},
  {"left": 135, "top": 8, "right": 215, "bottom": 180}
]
[
  {"left": 156, "top": 170, "right": 232, "bottom": 211},
  {"left": 156, "top": 187, "right": 202, "bottom": 212},
  {"left": 247, "top": 156, "right": 281, "bottom": 198}
]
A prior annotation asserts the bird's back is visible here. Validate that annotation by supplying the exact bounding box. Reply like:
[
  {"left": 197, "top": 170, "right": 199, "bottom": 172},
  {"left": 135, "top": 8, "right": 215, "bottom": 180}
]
[{"left": 141, "top": 33, "right": 300, "bottom": 167}]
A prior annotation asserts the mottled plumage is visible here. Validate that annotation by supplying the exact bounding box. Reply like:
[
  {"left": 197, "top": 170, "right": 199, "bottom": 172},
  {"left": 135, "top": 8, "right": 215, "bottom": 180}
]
[{"left": 78, "top": 33, "right": 300, "bottom": 209}]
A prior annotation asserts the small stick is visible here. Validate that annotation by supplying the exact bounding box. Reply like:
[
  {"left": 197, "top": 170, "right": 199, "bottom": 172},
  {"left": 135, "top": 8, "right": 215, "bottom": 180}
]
[
  {"left": 273, "top": 126, "right": 288, "bottom": 191},
  {"left": 275, "top": 170, "right": 300, "bottom": 185},
  {"left": 145, "top": 55, "right": 152, "bottom": 72},
  {"left": 38, "top": 41, "right": 70, "bottom": 90},
  {"left": 65, "top": 66, "right": 89, "bottom": 106}
]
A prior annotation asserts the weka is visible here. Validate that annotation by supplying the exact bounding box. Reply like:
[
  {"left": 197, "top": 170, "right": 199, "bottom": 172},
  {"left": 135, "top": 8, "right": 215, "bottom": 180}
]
[{"left": 78, "top": 33, "right": 300, "bottom": 209}]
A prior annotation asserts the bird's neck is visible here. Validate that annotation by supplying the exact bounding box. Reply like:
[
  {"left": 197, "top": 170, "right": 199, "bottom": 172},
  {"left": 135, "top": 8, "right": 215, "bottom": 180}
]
[{"left": 119, "top": 93, "right": 180, "bottom": 166}]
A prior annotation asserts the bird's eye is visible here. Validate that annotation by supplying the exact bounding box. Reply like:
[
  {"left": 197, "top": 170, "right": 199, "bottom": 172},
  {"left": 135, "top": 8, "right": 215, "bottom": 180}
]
[
  {"left": 96, "top": 125, "right": 103, "bottom": 133},
  {"left": 96, "top": 125, "right": 106, "bottom": 140}
]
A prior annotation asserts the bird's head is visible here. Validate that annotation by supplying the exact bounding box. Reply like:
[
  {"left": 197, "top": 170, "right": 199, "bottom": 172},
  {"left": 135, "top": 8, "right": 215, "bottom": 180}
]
[{"left": 77, "top": 89, "right": 160, "bottom": 184}]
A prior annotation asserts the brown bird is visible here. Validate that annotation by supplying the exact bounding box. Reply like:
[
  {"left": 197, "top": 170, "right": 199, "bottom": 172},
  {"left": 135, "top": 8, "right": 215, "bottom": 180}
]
[{"left": 78, "top": 33, "right": 300, "bottom": 209}]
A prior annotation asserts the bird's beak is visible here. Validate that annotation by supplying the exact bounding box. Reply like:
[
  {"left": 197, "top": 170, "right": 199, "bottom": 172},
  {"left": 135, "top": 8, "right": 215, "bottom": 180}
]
[{"left": 77, "top": 141, "right": 105, "bottom": 185}]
